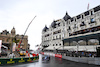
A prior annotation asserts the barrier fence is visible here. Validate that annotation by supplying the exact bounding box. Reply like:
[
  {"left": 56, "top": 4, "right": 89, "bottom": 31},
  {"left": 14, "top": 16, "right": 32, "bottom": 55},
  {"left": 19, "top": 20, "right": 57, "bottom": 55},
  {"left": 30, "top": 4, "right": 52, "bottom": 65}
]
[{"left": 0, "top": 56, "right": 39, "bottom": 65}]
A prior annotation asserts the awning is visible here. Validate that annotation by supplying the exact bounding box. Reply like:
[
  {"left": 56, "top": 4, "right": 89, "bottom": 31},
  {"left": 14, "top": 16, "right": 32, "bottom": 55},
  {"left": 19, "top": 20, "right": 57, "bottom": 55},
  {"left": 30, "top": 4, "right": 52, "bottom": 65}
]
[
  {"left": 59, "top": 46, "right": 77, "bottom": 51},
  {"left": 86, "top": 45, "right": 100, "bottom": 52},
  {"left": 44, "top": 46, "right": 63, "bottom": 50},
  {"left": 87, "top": 49, "right": 96, "bottom": 52}
]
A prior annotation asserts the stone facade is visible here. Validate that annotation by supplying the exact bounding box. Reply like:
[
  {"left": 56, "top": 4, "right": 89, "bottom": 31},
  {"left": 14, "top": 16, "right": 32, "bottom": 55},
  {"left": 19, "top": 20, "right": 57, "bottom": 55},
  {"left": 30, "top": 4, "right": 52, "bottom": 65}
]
[{"left": 0, "top": 27, "right": 29, "bottom": 51}]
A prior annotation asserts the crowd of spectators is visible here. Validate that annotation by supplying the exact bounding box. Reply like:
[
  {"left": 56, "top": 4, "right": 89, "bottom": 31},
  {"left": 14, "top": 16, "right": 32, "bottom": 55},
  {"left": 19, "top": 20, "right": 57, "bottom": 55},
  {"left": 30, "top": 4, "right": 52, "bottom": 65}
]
[{"left": 64, "top": 51, "right": 97, "bottom": 57}]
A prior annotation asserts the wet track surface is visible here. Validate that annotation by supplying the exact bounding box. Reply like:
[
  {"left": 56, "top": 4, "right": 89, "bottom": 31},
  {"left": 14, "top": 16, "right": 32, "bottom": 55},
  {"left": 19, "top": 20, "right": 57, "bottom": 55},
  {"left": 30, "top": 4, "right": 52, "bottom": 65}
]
[{"left": 1, "top": 54, "right": 99, "bottom": 67}]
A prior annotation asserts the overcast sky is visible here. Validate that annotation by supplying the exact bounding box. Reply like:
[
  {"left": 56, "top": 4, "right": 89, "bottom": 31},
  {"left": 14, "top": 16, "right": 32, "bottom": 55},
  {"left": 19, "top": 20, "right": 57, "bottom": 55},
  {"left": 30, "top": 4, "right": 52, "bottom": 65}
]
[{"left": 0, "top": 0, "right": 100, "bottom": 50}]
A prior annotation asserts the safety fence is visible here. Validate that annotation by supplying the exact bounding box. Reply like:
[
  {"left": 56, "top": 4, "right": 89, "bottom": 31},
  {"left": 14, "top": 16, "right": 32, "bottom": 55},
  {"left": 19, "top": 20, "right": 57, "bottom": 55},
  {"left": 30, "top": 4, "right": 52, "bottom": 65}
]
[{"left": 41, "top": 52, "right": 100, "bottom": 65}]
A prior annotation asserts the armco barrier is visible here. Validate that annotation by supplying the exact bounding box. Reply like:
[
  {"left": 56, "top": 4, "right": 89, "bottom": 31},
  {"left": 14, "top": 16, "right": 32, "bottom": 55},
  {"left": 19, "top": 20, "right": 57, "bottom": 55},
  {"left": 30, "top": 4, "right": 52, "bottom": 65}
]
[
  {"left": 41, "top": 52, "right": 100, "bottom": 65},
  {"left": 62, "top": 56, "right": 100, "bottom": 65},
  {"left": 41, "top": 52, "right": 62, "bottom": 58},
  {"left": 55, "top": 54, "right": 62, "bottom": 58},
  {"left": 41, "top": 52, "right": 44, "bottom": 55}
]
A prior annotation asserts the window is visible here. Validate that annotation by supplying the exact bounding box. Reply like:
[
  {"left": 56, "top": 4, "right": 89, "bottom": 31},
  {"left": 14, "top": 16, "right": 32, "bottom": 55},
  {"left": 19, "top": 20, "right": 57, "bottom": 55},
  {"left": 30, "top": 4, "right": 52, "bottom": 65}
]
[
  {"left": 56, "top": 36, "right": 57, "bottom": 39},
  {"left": 77, "top": 15, "right": 81, "bottom": 19},
  {"left": 91, "top": 11, "right": 93, "bottom": 15},
  {"left": 69, "top": 33, "right": 72, "bottom": 36},
  {"left": 82, "top": 15, "right": 84, "bottom": 19},
  {"left": 89, "top": 18, "right": 96, "bottom": 24},
  {"left": 56, "top": 44, "right": 58, "bottom": 46},
  {"left": 94, "top": 5, "right": 100, "bottom": 12},
  {"left": 91, "top": 18, "right": 95, "bottom": 22},
  {"left": 68, "top": 26, "right": 71, "bottom": 30},
  {"left": 74, "top": 24, "right": 77, "bottom": 28},
  {"left": 62, "top": 34, "right": 65, "bottom": 38},
  {"left": 70, "top": 41, "right": 77, "bottom": 46},
  {"left": 84, "top": 11, "right": 89, "bottom": 16},
  {"left": 59, "top": 35, "right": 61, "bottom": 39},
  {"left": 78, "top": 40, "right": 86, "bottom": 45},
  {"left": 68, "top": 21, "right": 70, "bottom": 24},
  {"left": 58, "top": 23, "right": 60, "bottom": 26},
  {"left": 71, "top": 18, "right": 74, "bottom": 22},
  {"left": 75, "top": 18, "right": 76, "bottom": 22},
  {"left": 63, "top": 23, "right": 65, "bottom": 26},
  {"left": 58, "top": 30, "right": 61, "bottom": 33},
  {"left": 82, "top": 22, "right": 85, "bottom": 25},
  {"left": 59, "top": 44, "right": 61, "bottom": 46},
  {"left": 2, "top": 38, "right": 5, "bottom": 42},
  {"left": 7, "top": 38, "right": 9, "bottom": 42},
  {"left": 88, "top": 39, "right": 99, "bottom": 45},
  {"left": 64, "top": 42, "right": 69, "bottom": 46},
  {"left": 80, "top": 21, "right": 85, "bottom": 26},
  {"left": 53, "top": 37, "right": 55, "bottom": 40}
]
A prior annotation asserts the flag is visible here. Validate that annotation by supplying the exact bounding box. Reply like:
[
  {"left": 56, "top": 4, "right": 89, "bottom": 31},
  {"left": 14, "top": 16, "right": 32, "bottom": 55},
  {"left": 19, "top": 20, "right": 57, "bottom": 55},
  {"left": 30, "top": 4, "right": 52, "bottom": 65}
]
[
  {"left": 87, "top": 3, "right": 89, "bottom": 10},
  {"left": 0, "top": 40, "right": 2, "bottom": 53}
]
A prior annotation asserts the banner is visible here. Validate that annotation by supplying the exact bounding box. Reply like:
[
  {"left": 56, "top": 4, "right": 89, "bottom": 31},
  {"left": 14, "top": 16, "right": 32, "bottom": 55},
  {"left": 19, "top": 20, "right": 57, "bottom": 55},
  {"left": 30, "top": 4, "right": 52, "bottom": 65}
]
[
  {"left": 12, "top": 43, "right": 16, "bottom": 52},
  {"left": 55, "top": 54, "right": 62, "bottom": 58},
  {"left": 0, "top": 40, "right": 2, "bottom": 53}
]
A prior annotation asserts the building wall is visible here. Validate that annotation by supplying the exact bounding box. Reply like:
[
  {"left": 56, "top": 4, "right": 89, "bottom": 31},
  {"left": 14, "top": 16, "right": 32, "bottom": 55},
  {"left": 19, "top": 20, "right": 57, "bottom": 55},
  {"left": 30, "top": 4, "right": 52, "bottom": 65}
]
[
  {"left": 42, "top": 5, "right": 100, "bottom": 49},
  {"left": 65, "top": 5, "right": 100, "bottom": 39},
  {"left": 0, "top": 28, "right": 28, "bottom": 51},
  {"left": 63, "top": 5, "right": 100, "bottom": 46},
  {"left": 42, "top": 19, "right": 65, "bottom": 48}
]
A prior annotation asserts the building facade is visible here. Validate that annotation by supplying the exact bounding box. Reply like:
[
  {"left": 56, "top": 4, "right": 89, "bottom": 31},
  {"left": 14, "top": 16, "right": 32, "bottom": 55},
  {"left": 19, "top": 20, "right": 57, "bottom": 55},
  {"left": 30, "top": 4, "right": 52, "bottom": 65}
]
[
  {"left": 0, "top": 27, "right": 29, "bottom": 51},
  {"left": 41, "top": 5, "right": 100, "bottom": 51},
  {"left": 63, "top": 5, "right": 100, "bottom": 46},
  {"left": 41, "top": 19, "right": 65, "bottom": 50}
]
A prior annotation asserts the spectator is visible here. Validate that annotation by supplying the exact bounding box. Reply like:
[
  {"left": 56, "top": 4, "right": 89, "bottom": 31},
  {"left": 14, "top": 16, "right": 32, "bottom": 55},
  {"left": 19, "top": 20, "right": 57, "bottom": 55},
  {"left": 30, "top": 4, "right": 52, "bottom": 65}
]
[
  {"left": 89, "top": 53, "right": 92, "bottom": 57},
  {"left": 82, "top": 52, "right": 84, "bottom": 57},
  {"left": 93, "top": 53, "right": 96, "bottom": 57}
]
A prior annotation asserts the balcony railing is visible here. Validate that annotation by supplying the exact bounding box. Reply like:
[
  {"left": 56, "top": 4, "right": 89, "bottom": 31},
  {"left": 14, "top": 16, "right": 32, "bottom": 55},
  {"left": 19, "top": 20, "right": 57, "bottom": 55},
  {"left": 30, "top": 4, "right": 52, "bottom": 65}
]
[{"left": 69, "top": 26, "right": 100, "bottom": 37}]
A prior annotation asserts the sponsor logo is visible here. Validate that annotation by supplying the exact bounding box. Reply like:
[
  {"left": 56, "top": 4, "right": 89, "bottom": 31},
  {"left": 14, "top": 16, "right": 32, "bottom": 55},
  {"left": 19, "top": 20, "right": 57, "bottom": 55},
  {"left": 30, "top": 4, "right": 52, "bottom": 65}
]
[
  {"left": 19, "top": 58, "right": 25, "bottom": 62},
  {"left": 27, "top": 58, "right": 32, "bottom": 61},
  {"left": 7, "top": 59, "right": 15, "bottom": 64},
  {"left": 55, "top": 54, "right": 62, "bottom": 58}
]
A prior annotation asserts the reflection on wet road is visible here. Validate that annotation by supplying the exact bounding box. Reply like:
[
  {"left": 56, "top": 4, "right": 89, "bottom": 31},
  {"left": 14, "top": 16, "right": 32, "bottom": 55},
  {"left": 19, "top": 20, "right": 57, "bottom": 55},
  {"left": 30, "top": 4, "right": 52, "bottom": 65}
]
[{"left": 1, "top": 54, "right": 99, "bottom": 67}]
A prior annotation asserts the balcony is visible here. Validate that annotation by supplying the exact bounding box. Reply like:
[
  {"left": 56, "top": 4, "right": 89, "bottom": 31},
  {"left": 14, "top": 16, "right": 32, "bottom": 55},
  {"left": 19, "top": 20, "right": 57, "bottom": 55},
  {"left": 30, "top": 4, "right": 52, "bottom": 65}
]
[{"left": 69, "top": 25, "right": 100, "bottom": 37}]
